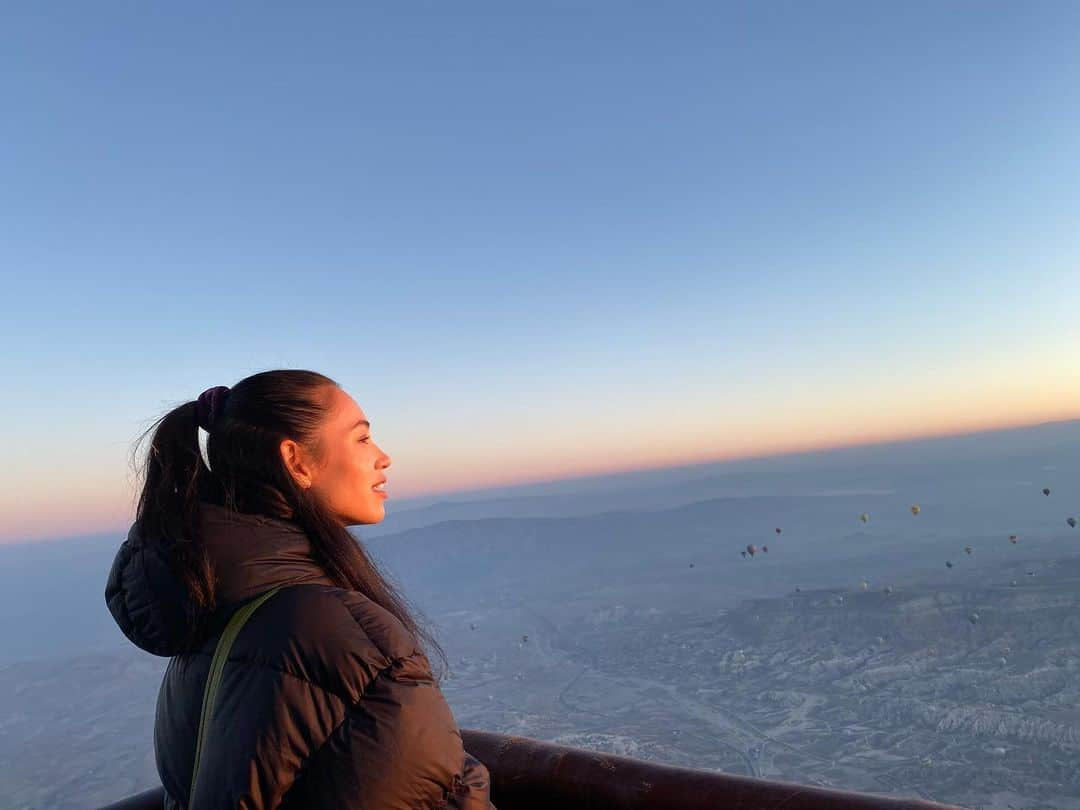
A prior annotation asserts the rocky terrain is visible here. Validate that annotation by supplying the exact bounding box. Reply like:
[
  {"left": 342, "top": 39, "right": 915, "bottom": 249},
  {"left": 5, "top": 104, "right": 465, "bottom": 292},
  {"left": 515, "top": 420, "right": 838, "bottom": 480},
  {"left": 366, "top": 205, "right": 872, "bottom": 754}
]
[{"left": 5, "top": 550, "right": 1080, "bottom": 809}]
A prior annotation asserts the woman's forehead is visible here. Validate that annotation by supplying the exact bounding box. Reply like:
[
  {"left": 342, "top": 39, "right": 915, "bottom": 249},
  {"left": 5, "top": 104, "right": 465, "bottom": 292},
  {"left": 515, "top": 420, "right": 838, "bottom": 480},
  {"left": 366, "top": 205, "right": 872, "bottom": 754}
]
[{"left": 329, "top": 387, "right": 368, "bottom": 429}]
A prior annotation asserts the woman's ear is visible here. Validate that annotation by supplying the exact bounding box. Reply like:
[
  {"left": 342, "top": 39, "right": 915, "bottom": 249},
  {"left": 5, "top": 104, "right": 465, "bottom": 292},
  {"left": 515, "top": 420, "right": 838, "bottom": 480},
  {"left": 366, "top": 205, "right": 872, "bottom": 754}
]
[{"left": 280, "top": 439, "right": 314, "bottom": 489}]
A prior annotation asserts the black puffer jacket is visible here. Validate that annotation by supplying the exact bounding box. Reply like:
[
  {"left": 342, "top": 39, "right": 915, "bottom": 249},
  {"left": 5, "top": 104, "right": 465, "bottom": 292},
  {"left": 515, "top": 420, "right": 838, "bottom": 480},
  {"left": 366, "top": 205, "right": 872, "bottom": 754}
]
[{"left": 105, "top": 502, "right": 494, "bottom": 809}]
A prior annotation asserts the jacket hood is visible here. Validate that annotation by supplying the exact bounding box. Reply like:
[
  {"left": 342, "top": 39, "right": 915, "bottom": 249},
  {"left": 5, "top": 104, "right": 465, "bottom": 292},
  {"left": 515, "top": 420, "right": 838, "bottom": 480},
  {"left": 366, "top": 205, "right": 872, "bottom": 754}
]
[{"left": 105, "top": 502, "right": 336, "bottom": 657}]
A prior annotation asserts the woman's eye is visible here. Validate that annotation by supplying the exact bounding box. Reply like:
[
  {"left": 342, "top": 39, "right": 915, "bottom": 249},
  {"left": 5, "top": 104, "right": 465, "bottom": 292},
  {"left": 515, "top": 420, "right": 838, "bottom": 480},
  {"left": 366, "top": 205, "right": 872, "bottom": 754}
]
[{"left": 359, "top": 436, "right": 371, "bottom": 443}]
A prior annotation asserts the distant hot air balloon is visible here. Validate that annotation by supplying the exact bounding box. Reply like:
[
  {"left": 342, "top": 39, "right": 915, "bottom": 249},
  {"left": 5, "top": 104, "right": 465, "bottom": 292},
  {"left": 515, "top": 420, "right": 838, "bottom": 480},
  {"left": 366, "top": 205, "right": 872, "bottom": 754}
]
[
  {"left": 775, "top": 527, "right": 782, "bottom": 535},
  {"left": 795, "top": 587, "right": 802, "bottom": 593},
  {"left": 741, "top": 550, "right": 747, "bottom": 559},
  {"left": 746, "top": 544, "right": 757, "bottom": 557},
  {"left": 964, "top": 545, "right": 973, "bottom": 555},
  {"left": 969, "top": 612, "right": 980, "bottom": 625},
  {"left": 860, "top": 580, "right": 869, "bottom": 592},
  {"left": 884, "top": 586, "right": 894, "bottom": 595},
  {"left": 946, "top": 560, "right": 954, "bottom": 569},
  {"left": 689, "top": 562, "right": 695, "bottom": 568},
  {"left": 762, "top": 545, "right": 769, "bottom": 553},
  {"left": 470, "top": 622, "right": 477, "bottom": 630},
  {"left": 1009, "top": 580, "right": 1017, "bottom": 587},
  {"left": 522, "top": 634, "right": 529, "bottom": 643},
  {"left": 1043, "top": 488, "right": 1051, "bottom": 496},
  {"left": 859, "top": 513, "right": 870, "bottom": 524},
  {"left": 1009, "top": 535, "right": 1019, "bottom": 544},
  {"left": 1068, "top": 517, "right": 1077, "bottom": 529},
  {"left": 910, "top": 505, "right": 921, "bottom": 516}
]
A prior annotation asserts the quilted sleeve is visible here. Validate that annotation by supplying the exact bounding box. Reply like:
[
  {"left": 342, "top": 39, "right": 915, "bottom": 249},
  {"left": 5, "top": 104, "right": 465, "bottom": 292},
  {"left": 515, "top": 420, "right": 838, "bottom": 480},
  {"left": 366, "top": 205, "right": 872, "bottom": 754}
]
[{"left": 288, "top": 651, "right": 496, "bottom": 809}]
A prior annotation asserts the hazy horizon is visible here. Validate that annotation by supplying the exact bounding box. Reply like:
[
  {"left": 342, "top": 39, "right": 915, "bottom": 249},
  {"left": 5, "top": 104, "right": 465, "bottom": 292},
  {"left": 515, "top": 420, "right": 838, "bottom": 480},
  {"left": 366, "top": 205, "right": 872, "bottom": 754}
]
[{"left": 6, "top": 414, "right": 1077, "bottom": 547}]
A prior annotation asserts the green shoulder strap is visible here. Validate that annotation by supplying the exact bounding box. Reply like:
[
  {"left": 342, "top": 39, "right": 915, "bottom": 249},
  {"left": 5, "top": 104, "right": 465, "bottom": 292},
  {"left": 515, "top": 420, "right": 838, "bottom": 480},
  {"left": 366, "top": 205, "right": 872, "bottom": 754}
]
[{"left": 189, "top": 586, "right": 283, "bottom": 807}]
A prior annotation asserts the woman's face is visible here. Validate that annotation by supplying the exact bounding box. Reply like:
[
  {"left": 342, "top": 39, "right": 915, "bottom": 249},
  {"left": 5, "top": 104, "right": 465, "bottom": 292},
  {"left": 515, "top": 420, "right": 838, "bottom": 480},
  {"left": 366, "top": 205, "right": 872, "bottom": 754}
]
[{"left": 290, "top": 386, "right": 392, "bottom": 526}]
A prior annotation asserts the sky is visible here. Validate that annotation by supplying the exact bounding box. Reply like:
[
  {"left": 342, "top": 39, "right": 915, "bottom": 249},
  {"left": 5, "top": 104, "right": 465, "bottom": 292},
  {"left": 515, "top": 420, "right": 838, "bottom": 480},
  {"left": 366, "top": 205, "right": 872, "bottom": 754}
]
[{"left": 2, "top": 2, "right": 1079, "bottom": 543}]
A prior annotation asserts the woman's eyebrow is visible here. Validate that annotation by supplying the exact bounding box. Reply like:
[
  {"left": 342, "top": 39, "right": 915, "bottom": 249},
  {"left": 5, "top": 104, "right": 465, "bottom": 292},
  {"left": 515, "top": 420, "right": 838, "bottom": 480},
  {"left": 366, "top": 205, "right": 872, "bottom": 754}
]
[{"left": 352, "top": 419, "right": 371, "bottom": 430}]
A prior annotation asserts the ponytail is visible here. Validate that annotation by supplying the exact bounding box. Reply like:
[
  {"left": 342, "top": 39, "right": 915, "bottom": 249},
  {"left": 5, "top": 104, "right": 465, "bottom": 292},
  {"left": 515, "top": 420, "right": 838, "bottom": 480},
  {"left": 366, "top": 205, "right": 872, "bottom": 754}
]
[{"left": 131, "top": 400, "right": 218, "bottom": 648}]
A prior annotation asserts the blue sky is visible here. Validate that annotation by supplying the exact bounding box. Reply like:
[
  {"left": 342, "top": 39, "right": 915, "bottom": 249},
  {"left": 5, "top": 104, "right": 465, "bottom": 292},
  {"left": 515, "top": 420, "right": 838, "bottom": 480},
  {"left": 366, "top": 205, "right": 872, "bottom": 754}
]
[{"left": 3, "top": 2, "right": 1080, "bottom": 541}]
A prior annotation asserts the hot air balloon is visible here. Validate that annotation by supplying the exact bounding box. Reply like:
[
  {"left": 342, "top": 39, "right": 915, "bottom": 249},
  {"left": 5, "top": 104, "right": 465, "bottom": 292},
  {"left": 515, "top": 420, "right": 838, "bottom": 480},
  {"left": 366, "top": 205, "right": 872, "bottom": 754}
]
[
  {"left": 522, "top": 634, "right": 529, "bottom": 643},
  {"left": 910, "top": 505, "right": 921, "bottom": 516},
  {"left": 1009, "top": 535, "right": 1018, "bottom": 544},
  {"left": 689, "top": 562, "right": 695, "bottom": 568},
  {"left": 762, "top": 545, "right": 769, "bottom": 553},
  {"left": 884, "top": 586, "right": 894, "bottom": 595},
  {"left": 470, "top": 622, "right": 477, "bottom": 630},
  {"left": 741, "top": 550, "right": 747, "bottom": 559},
  {"left": 746, "top": 544, "right": 757, "bottom": 557},
  {"left": 1043, "top": 488, "right": 1051, "bottom": 496},
  {"left": 1068, "top": 517, "right": 1077, "bottom": 529},
  {"left": 775, "top": 527, "right": 782, "bottom": 535},
  {"left": 969, "top": 612, "right": 980, "bottom": 625},
  {"left": 859, "top": 513, "right": 870, "bottom": 524},
  {"left": 946, "top": 560, "right": 954, "bottom": 569},
  {"left": 964, "top": 545, "right": 973, "bottom": 555},
  {"left": 860, "top": 580, "right": 869, "bottom": 591}
]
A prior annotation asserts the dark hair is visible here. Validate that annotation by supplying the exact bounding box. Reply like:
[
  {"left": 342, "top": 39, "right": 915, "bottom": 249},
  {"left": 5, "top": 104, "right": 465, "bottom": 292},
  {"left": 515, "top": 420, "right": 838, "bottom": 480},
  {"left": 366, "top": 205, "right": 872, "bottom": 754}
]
[{"left": 130, "top": 369, "right": 447, "bottom": 681}]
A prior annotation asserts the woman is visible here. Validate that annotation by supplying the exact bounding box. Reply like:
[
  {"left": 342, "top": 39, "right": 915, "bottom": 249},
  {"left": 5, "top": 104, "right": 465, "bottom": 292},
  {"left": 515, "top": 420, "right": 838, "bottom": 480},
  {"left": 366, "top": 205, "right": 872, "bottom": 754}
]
[{"left": 105, "top": 369, "right": 494, "bottom": 809}]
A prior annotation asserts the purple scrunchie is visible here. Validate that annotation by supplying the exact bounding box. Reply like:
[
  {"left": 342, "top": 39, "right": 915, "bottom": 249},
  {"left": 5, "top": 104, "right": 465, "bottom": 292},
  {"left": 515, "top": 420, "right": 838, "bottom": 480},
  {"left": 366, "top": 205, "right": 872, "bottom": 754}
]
[{"left": 196, "top": 386, "right": 231, "bottom": 432}]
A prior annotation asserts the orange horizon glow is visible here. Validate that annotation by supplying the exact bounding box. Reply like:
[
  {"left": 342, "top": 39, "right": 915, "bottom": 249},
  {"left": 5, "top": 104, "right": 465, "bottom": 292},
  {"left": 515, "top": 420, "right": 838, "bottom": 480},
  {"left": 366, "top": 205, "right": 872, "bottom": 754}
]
[
  {"left": 6, "top": 405, "right": 1076, "bottom": 547},
  {"left": 403, "top": 404, "right": 1080, "bottom": 498}
]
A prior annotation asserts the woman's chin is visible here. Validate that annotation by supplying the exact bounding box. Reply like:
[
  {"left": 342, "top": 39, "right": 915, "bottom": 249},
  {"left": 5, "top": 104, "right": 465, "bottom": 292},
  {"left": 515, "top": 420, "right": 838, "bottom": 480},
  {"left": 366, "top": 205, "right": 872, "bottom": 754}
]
[{"left": 345, "top": 501, "right": 386, "bottom": 526}]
